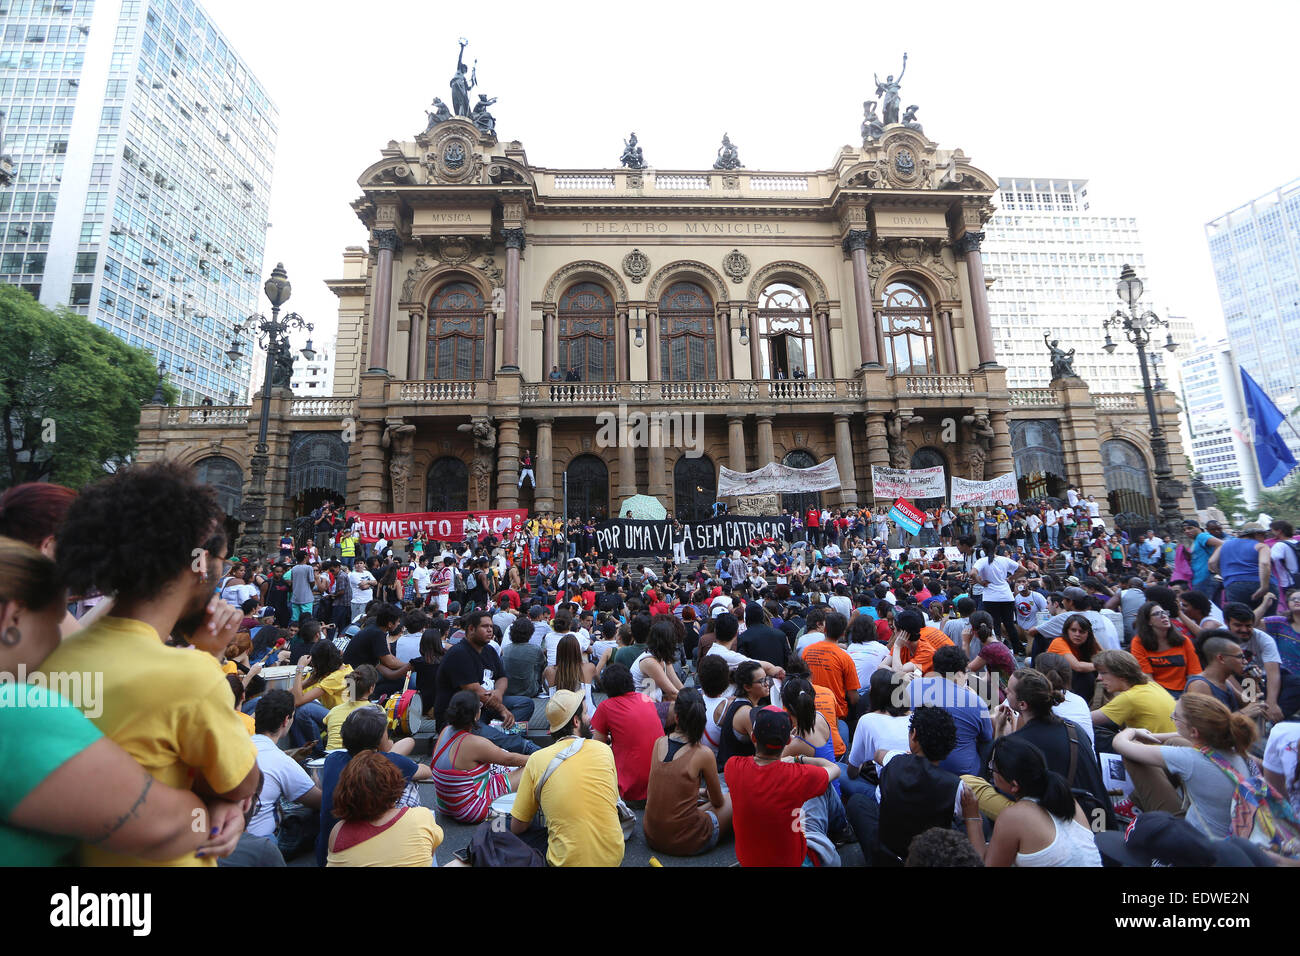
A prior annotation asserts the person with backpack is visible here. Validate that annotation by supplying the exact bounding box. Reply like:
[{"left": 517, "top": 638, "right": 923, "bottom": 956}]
[
  {"left": 1268, "top": 520, "right": 1300, "bottom": 597},
  {"left": 1113, "top": 692, "right": 1300, "bottom": 856}
]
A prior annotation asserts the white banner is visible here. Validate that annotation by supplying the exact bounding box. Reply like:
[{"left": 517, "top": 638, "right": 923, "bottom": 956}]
[
  {"left": 950, "top": 471, "right": 1020, "bottom": 506},
  {"left": 888, "top": 547, "right": 962, "bottom": 561},
  {"left": 717, "top": 458, "right": 842, "bottom": 496},
  {"left": 870, "top": 465, "right": 946, "bottom": 500}
]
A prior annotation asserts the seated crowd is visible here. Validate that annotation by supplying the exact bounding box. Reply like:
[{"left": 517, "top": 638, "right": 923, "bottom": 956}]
[{"left": 2, "top": 467, "right": 1299, "bottom": 868}]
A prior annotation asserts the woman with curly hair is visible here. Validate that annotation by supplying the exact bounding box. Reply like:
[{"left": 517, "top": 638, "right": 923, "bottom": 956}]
[{"left": 326, "top": 750, "right": 443, "bottom": 866}]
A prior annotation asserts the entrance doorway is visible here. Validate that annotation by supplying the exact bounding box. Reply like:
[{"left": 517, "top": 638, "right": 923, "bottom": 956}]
[{"left": 565, "top": 454, "right": 609, "bottom": 521}]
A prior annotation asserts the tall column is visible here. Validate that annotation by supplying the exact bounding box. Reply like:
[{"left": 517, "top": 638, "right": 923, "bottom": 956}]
[
  {"left": 618, "top": 439, "right": 637, "bottom": 500},
  {"left": 535, "top": 417, "right": 555, "bottom": 512},
  {"left": 748, "top": 309, "right": 762, "bottom": 379},
  {"left": 955, "top": 231, "right": 997, "bottom": 368},
  {"left": 834, "top": 413, "right": 859, "bottom": 507},
  {"left": 844, "top": 230, "right": 880, "bottom": 368},
  {"left": 756, "top": 415, "right": 775, "bottom": 467},
  {"left": 989, "top": 410, "right": 1014, "bottom": 480},
  {"left": 496, "top": 418, "right": 520, "bottom": 509},
  {"left": 615, "top": 309, "right": 627, "bottom": 385},
  {"left": 728, "top": 416, "right": 747, "bottom": 472},
  {"left": 940, "top": 309, "right": 958, "bottom": 372},
  {"left": 501, "top": 228, "right": 524, "bottom": 371},
  {"left": 368, "top": 229, "right": 399, "bottom": 373},
  {"left": 864, "top": 412, "right": 889, "bottom": 505},
  {"left": 406, "top": 310, "right": 423, "bottom": 380},
  {"left": 648, "top": 310, "right": 661, "bottom": 380},
  {"left": 717, "top": 308, "right": 733, "bottom": 380},
  {"left": 484, "top": 310, "right": 496, "bottom": 382},
  {"left": 649, "top": 444, "right": 669, "bottom": 499},
  {"left": 358, "top": 420, "right": 386, "bottom": 512},
  {"left": 541, "top": 311, "right": 555, "bottom": 383},
  {"left": 817, "top": 310, "right": 832, "bottom": 378}
]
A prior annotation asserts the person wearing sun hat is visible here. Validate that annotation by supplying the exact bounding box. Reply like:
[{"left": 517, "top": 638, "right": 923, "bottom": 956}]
[
  {"left": 507, "top": 689, "right": 624, "bottom": 867},
  {"left": 1095, "top": 811, "right": 1275, "bottom": 867}
]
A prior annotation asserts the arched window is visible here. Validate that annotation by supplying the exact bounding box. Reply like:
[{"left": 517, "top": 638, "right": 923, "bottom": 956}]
[
  {"left": 880, "top": 280, "right": 936, "bottom": 376},
  {"left": 194, "top": 456, "right": 243, "bottom": 515},
  {"left": 780, "top": 450, "right": 822, "bottom": 517},
  {"left": 558, "top": 282, "right": 615, "bottom": 382},
  {"left": 910, "top": 446, "right": 948, "bottom": 510},
  {"left": 426, "top": 457, "right": 469, "bottom": 512},
  {"left": 565, "top": 454, "right": 609, "bottom": 521},
  {"left": 674, "top": 455, "right": 717, "bottom": 522},
  {"left": 756, "top": 282, "right": 815, "bottom": 379},
  {"left": 659, "top": 281, "right": 716, "bottom": 382},
  {"left": 426, "top": 281, "right": 485, "bottom": 380},
  {"left": 1102, "top": 439, "right": 1153, "bottom": 518}
]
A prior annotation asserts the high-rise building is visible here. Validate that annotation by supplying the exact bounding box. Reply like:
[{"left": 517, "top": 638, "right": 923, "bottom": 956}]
[
  {"left": 1179, "top": 337, "right": 1261, "bottom": 505},
  {"left": 289, "top": 335, "right": 334, "bottom": 397},
  {"left": 983, "top": 177, "right": 1193, "bottom": 392},
  {"left": 0, "top": 0, "right": 277, "bottom": 405},
  {"left": 1207, "top": 178, "right": 1300, "bottom": 466}
]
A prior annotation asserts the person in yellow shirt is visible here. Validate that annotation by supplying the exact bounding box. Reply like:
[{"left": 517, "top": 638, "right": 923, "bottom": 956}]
[
  {"left": 323, "top": 664, "right": 381, "bottom": 752},
  {"left": 326, "top": 751, "right": 442, "bottom": 867},
  {"left": 1090, "top": 649, "right": 1177, "bottom": 735},
  {"left": 38, "top": 461, "right": 259, "bottom": 867},
  {"left": 510, "top": 689, "right": 624, "bottom": 867}
]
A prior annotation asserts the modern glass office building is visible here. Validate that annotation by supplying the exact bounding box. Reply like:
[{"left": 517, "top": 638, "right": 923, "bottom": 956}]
[
  {"left": 1207, "top": 178, "right": 1300, "bottom": 468},
  {"left": 984, "top": 177, "right": 1192, "bottom": 392},
  {"left": 0, "top": 0, "right": 277, "bottom": 404}
]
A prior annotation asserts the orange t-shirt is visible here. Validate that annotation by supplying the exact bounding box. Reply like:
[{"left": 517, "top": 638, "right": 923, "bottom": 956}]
[
  {"left": 1047, "top": 637, "right": 1083, "bottom": 660},
  {"left": 802, "top": 640, "right": 860, "bottom": 720},
  {"left": 900, "top": 627, "right": 954, "bottom": 674},
  {"left": 1131, "top": 635, "right": 1202, "bottom": 693},
  {"left": 812, "top": 684, "right": 846, "bottom": 757}
]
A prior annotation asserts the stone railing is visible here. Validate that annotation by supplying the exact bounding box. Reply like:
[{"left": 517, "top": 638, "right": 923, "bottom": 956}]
[
  {"left": 395, "top": 381, "right": 480, "bottom": 402},
  {"left": 520, "top": 379, "right": 871, "bottom": 406},
  {"left": 554, "top": 174, "right": 616, "bottom": 189},
  {"left": 763, "top": 379, "right": 838, "bottom": 401},
  {"left": 749, "top": 176, "right": 809, "bottom": 191},
  {"left": 1009, "top": 388, "right": 1057, "bottom": 407},
  {"left": 901, "top": 375, "right": 977, "bottom": 396},
  {"left": 653, "top": 174, "right": 711, "bottom": 190},
  {"left": 163, "top": 405, "right": 250, "bottom": 426},
  {"left": 1095, "top": 392, "right": 1140, "bottom": 410},
  {"left": 289, "top": 398, "right": 356, "bottom": 417}
]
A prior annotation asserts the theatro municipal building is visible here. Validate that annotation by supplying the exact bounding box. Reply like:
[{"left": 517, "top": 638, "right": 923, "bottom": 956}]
[{"left": 135, "top": 69, "right": 1195, "bottom": 549}]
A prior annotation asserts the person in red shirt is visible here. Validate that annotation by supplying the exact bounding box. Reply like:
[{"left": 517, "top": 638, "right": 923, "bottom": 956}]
[
  {"left": 725, "top": 706, "right": 840, "bottom": 866},
  {"left": 590, "top": 663, "right": 667, "bottom": 805},
  {"left": 806, "top": 507, "right": 821, "bottom": 547}
]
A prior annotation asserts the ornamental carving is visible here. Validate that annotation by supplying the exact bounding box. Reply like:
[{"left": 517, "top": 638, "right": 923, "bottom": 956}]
[
  {"left": 402, "top": 256, "right": 436, "bottom": 299},
  {"left": 622, "top": 249, "right": 650, "bottom": 284},
  {"left": 542, "top": 260, "right": 629, "bottom": 303},
  {"left": 438, "top": 236, "right": 475, "bottom": 264},
  {"left": 424, "top": 128, "right": 484, "bottom": 184},
  {"left": 722, "top": 249, "right": 750, "bottom": 284},
  {"left": 876, "top": 238, "right": 959, "bottom": 299},
  {"left": 476, "top": 255, "right": 504, "bottom": 288}
]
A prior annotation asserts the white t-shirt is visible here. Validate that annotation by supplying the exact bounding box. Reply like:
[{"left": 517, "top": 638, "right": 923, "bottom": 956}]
[
  {"left": 974, "top": 555, "right": 1021, "bottom": 602},
  {"left": 411, "top": 565, "right": 432, "bottom": 595},
  {"left": 349, "top": 569, "right": 375, "bottom": 604},
  {"left": 1087, "top": 500, "right": 1101, "bottom": 518},
  {"left": 845, "top": 641, "right": 890, "bottom": 686},
  {"left": 1270, "top": 541, "right": 1298, "bottom": 589},
  {"left": 544, "top": 629, "right": 590, "bottom": 667},
  {"left": 394, "top": 632, "right": 422, "bottom": 662},
  {"left": 829, "top": 595, "right": 853, "bottom": 620},
  {"left": 848, "top": 713, "right": 912, "bottom": 784},
  {"left": 249, "top": 734, "right": 315, "bottom": 838},
  {"left": 1243, "top": 628, "right": 1284, "bottom": 667},
  {"left": 1052, "top": 691, "right": 1097, "bottom": 750},
  {"left": 220, "top": 580, "right": 258, "bottom": 608},
  {"left": 795, "top": 631, "right": 824, "bottom": 657},
  {"left": 1067, "top": 489, "right": 1079, "bottom": 508},
  {"left": 1034, "top": 609, "right": 1119, "bottom": 650},
  {"left": 706, "top": 642, "right": 753, "bottom": 669},
  {"left": 1263, "top": 722, "right": 1300, "bottom": 815}
]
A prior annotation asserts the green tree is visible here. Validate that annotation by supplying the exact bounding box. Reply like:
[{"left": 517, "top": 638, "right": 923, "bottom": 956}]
[
  {"left": 1213, "top": 485, "right": 1247, "bottom": 522},
  {"left": 1258, "top": 475, "right": 1300, "bottom": 526},
  {"left": 0, "top": 284, "right": 167, "bottom": 489}
]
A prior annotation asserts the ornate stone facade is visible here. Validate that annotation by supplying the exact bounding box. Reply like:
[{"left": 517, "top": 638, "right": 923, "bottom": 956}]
[{"left": 135, "top": 116, "right": 1194, "bottom": 549}]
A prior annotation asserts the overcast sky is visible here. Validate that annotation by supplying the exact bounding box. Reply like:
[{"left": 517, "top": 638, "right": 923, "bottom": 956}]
[{"left": 203, "top": 0, "right": 1299, "bottom": 370}]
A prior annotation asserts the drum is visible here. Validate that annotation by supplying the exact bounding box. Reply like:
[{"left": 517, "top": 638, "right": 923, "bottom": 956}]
[
  {"left": 260, "top": 665, "right": 298, "bottom": 692},
  {"left": 384, "top": 689, "right": 423, "bottom": 737},
  {"left": 306, "top": 755, "right": 327, "bottom": 784},
  {"left": 489, "top": 791, "right": 542, "bottom": 827}
]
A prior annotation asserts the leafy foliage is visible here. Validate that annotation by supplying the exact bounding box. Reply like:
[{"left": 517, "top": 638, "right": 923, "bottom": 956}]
[
  {"left": 0, "top": 284, "right": 169, "bottom": 489},
  {"left": 1213, "top": 485, "right": 1247, "bottom": 522},
  {"left": 1257, "top": 475, "right": 1300, "bottom": 526}
]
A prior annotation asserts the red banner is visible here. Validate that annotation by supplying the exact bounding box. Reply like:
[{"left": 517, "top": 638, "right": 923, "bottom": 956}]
[{"left": 352, "top": 509, "right": 527, "bottom": 543}]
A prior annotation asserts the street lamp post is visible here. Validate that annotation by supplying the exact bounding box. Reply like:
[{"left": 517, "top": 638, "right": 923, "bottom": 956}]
[
  {"left": 148, "top": 358, "right": 195, "bottom": 405},
  {"left": 224, "top": 263, "right": 315, "bottom": 559},
  {"left": 1102, "top": 263, "right": 1184, "bottom": 530}
]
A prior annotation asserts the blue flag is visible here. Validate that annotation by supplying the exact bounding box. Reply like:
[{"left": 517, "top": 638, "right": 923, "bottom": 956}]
[{"left": 1240, "top": 367, "right": 1299, "bottom": 487}]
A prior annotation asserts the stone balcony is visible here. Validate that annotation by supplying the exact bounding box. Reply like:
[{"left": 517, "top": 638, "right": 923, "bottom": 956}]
[
  {"left": 385, "top": 370, "right": 1003, "bottom": 417},
  {"left": 160, "top": 398, "right": 357, "bottom": 427}
]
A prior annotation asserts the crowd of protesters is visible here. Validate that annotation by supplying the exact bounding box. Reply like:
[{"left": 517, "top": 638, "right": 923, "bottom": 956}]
[{"left": 2, "top": 464, "right": 1299, "bottom": 868}]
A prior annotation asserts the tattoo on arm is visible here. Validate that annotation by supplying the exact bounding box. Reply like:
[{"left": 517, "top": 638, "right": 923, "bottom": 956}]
[{"left": 90, "top": 774, "right": 153, "bottom": 845}]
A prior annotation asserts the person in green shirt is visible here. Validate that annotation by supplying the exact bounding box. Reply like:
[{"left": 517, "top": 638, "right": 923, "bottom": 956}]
[{"left": 0, "top": 536, "right": 246, "bottom": 864}]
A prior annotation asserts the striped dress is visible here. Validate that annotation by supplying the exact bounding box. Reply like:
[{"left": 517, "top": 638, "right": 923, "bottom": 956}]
[{"left": 430, "top": 731, "right": 512, "bottom": 823}]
